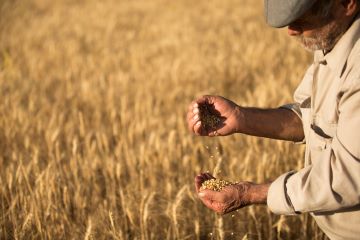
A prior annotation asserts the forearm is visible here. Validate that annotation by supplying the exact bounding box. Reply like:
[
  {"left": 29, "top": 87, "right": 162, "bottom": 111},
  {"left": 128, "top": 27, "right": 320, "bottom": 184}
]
[
  {"left": 247, "top": 183, "right": 271, "bottom": 205},
  {"left": 236, "top": 106, "right": 304, "bottom": 142}
]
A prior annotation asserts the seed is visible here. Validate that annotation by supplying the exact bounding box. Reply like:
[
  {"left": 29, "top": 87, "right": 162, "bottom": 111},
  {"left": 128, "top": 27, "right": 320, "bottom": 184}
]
[
  {"left": 202, "top": 114, "right": 220, "bottom": 129},
  {"left": 199, "top": 104, "right": 221, "bottom": 129},
  {"left": 200, "top": 178, "right": 234, "bottom": 192}
]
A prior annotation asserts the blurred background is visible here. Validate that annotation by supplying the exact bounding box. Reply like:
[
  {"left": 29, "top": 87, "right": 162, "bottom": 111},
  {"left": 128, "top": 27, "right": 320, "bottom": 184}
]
[{"left": 0, "top": 0, "right": 328, "bottom": 239}]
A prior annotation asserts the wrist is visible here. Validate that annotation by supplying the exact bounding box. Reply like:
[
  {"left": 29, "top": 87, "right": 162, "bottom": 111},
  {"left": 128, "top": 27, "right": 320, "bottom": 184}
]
[{"left": 234, "top": 105, "right": 245, "bottom": 133}]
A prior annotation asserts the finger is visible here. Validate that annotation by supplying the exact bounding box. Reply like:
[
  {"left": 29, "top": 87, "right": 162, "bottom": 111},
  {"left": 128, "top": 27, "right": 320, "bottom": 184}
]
[
  {"left": 196, "top": 95, "right": 214, "bottom": 105},
  {"left": 198, "top": 172, "right": 213, "bottom": 180},
  {"left": 203, "top": 172, "right": 215, "bottom": 180},
  {"left": 198, "top": 189, "right": 216, "bottom": 199},
  {"left": 186, "top": 102, "right": 198, "bottom": 121},
  {"left": 199, "top": 188, "right": 228, "bottom": 205},
  {"left": 186, "top": 111, "right": 193, "bottom": 130},
  {"left": 195, "top": 96, "right": 207, "bottom": 105},
  {"left": 186, "top": 108, "right": 192, "bottom": 122},
  {"left": 195, "top": 172, "right": 213, "bottom": 190},
  {"left": 188, "top": 116, "right": 201, "bottom": 134},
  {"left": 192, "top": 113, "right": 200, "bottom": 124},
  {"left": 189, "top": 100, "right": 198, "bottom": 110},
  {"left": 208, "top": 130, "right": 220, "bottom": 137},
  {"left": 198, "top": 189, "right": 224, "bottom": 212},
  {"left": 187, "top": 111, "right": 198, "bottom": 132},
  {"left": 187, "top": 101, "right": 198, "bottom": 120},
  {"left": 192, "top": 106, "right": 199, "bottom": 114},
  {"left": 199, "top": 172, "right": 214, "bottom": 179},
  {"left": 188, "top": 101, "right": 198, "bottom": 112},
  {"left": 193, "top": 121, "right": 203, "bottom": 136},
  {"left": 194, "top": 175, "right": 205, "bottom": 192},
  {"left": 187, "top": 103, "right": 202, "bottom": 134}
]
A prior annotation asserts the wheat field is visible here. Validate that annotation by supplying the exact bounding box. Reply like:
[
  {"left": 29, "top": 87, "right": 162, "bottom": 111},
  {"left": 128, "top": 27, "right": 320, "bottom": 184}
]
[{"left": 0, "top": 0, "right": 329, "bottom": 239}]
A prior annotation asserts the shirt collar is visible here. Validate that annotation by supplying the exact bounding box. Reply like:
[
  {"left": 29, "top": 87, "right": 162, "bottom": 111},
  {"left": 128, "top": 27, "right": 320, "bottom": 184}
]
[{"left": 314, "top": 13, "right": 360, "bottom": 77}]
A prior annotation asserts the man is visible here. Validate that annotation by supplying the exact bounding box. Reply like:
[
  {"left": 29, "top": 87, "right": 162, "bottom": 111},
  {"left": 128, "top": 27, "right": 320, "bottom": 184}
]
[{"left": 186, "top": 0, "right": 360, "bottom": 239}]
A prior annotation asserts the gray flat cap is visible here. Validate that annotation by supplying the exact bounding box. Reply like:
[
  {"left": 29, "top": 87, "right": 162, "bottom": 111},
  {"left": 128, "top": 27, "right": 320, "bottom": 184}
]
[{"left": 264, "top": 0, "right": 317, "bottom": 28}]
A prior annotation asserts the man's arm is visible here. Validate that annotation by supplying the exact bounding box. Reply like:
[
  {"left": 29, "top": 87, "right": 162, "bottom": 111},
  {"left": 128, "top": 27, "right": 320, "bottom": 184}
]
[
  {"left": 237, "top": 107, "right": 304, "bottom": 142},
  {"left": 187, "top": 95, "right": 304, "bottom": 142}
]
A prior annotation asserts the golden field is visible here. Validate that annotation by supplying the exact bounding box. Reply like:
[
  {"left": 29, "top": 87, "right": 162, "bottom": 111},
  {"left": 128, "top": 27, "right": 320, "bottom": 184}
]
[{"left": 0, "top": 0, "right": 328, "bottom": 239}]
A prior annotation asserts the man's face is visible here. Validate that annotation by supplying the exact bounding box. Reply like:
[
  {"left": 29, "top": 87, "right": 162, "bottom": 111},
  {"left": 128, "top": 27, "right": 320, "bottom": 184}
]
[{"left": 287, "top": 2, "right": 348, "bottom": 52}]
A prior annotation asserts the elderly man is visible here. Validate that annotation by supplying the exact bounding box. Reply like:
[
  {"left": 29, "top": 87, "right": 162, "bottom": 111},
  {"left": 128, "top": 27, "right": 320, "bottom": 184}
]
[{"left": 186, "top": 0, "right": 360, "bottom": 239}]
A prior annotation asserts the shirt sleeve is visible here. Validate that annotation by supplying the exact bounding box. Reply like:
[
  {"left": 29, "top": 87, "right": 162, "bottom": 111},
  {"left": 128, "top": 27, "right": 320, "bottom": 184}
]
[
  {"left": 280, "top": 103, "right": 302, "bottom": 120},
  {"left": 267, "top": 80, "right": 360, "bottom": 214}
]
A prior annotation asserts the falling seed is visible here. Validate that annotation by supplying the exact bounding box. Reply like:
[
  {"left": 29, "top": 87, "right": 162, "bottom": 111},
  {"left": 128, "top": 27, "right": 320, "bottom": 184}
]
[
  {"left": 231, "top": 214, "right": 235, "bottom": 218},
  {"left": 231, "top": 232, "right": 234, "bottom": 236}
]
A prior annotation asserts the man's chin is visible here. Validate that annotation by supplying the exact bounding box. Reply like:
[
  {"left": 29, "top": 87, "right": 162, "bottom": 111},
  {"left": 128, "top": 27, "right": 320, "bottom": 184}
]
[
  {"left": 300, "top": 43, "right": 321, "bottom": 52},
  {"left": 293, "top": 33, "right": 343, "bottom": 53},
  {"left": 294, "top": 36, "right": 322, "bottom": 52},
  {"left": 299, "top": 40, "right": 336, "bottom": 52}
]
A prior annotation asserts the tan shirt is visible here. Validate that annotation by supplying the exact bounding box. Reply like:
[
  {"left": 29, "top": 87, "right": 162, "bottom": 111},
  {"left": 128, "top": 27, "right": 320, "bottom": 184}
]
[{"left": 267, "top": 14, "right": 360, "bottom": 240}]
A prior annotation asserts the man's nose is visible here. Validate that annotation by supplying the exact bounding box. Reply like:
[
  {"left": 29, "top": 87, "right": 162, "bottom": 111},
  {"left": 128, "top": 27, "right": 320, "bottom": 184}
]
[{"left": 288, "top": 24, "right": 303, "bottom": 36}]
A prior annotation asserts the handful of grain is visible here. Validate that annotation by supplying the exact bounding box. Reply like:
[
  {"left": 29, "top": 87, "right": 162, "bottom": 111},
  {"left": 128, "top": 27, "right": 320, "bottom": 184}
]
[
  {"left": 199, "top": 104, "right": 221, "bottom": 129},
  {"left": 200, "top": 179, "right": 235, "bottom": 192}
]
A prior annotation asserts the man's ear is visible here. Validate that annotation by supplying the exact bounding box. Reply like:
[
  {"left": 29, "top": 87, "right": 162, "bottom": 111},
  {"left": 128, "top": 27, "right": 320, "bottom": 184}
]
[{"left": 340, "top": 0, "right": 358, "bottom": 16}]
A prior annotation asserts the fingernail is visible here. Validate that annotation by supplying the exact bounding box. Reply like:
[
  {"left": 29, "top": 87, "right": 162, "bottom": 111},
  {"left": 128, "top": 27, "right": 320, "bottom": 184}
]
[
  {"left": 196, "top": 121, "right": 201, "bottom": 126},
  {"left": 193, "top": 108, "right": 199, "bottom": 114},
  {"left": 198, "top": 192, "right": 205, "bottom": 198},
  {"left": 193, "top": 114, "right": 199, "bottom": 121}
]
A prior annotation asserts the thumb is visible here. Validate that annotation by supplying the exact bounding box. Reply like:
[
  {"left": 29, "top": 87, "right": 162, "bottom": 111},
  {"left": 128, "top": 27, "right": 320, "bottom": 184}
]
[
  {"left": 196, "top": 95, "right": 213, "bottom": 105},
  {"left": 208, "top": 130, "right": 220, "bottom": 137}
]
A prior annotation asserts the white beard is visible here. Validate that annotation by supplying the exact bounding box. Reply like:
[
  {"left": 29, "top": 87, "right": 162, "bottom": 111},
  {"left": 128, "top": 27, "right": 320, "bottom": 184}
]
[{"left": 293, "top": 20, "right": 347, "bottom": 52}]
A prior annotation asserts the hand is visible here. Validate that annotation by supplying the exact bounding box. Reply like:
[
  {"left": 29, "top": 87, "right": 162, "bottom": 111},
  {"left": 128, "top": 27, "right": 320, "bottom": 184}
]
[
  {"left": 187, "top": 95, "right": 243, "bottom": 136},
  {"left": 194, "top": 173, "right": 251, "bottom": 214},
  {"left": 194, "top": 173, "right": 270, "bottom": 214}
]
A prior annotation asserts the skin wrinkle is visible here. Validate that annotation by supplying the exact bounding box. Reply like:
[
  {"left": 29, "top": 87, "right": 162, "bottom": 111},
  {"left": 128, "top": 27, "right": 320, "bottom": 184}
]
[{"left": 221, "top": 183, "right": 250, "bottom": 214}]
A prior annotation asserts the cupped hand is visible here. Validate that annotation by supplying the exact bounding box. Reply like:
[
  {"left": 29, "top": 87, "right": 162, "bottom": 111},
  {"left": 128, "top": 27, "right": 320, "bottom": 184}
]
[
  {"left": 194, "top": 173, "right": 252, "bottom": 214},
  {"left": 186, "top": 95, "right": 242, "bottom": 136}
]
